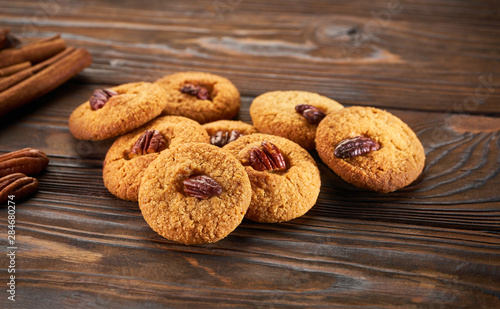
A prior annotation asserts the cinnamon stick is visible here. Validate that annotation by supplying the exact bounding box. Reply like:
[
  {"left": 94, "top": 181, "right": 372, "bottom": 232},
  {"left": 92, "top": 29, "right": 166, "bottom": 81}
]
[
  {"left": 0, "top": 29, "right": 9, "bottom": 49},
  {"left": 0, "top": 47, "right": 75, "bottom": 92},
  {"left": 0, "top": 48, "right": 92, "bottom": 117},
  {"left": 28, "top": 46, "right": 75, "bottom": 73},
  {"left": 0, "top": 38, "right": 66, "bottom": 68},
  {"left": 23, "top": 34, "right": 60, "bottom": 47},
  {"left": 1, "top": 29, "right": 22, "bottom": 50},
  {"left": 0, "top": 62, "right": 31, "bottom": 77},
  {"left": 0, "top": 70, "right": 32, "bottom": 93}
]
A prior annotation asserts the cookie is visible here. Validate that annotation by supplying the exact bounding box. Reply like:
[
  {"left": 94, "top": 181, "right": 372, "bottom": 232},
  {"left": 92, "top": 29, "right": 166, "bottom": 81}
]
[
  {"left": 138, "top": 143, "right": 252, "bottom": 245},
  {"left": 315, "top": 106, "right": 425, "bottom": 193},
  {"left": 155, "top": 71, "right": 240, "bottom": 124},
  {"left": 202, "top": 120, "right": 258, "bottom": 147},
  {"left": 249, "top": 91, "right": 343, "bottom": 150},
  {"left": 223, "top": 133, "right": 321, "bottom": 223},
  {"left": 69, "top": 82, "right": 168, "bottom": 140},
  {"left": 103, "top": 116, "right": 209, "bottom": 201}
]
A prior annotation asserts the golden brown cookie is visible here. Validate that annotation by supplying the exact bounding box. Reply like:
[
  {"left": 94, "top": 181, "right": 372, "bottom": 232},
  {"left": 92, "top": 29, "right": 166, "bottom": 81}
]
[
  {"left": 155, "top": 71, "right": 241, "bottom": 124},
  {"left": 138, "top": 143, "right": 252, "bottom": 245},
  {"left": 202, "top": 120, "right": 258, "bottom": 147},
  {"left": 69, "top": 82, "right": 168, "bottom": 140},
  {"left": 223, "top": 133, "right": 321, "bottom": 223},
  {"left": 249, "top": 91, "right": 343, "bottom": 150},
  {"left": 103, "top": 116, "right": 209, "bottom": 201},
  {"left": 315, "top": 106, "right": 425, "bottom": 193}
]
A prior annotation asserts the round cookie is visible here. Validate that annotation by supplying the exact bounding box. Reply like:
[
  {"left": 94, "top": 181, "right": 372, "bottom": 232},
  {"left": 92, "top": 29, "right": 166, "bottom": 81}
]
[
  {"left": 103, "top": 116, "right": 209, "bottom": 202},
  {"left": 155, "top": 71, "right": 241, "bottom": 124},
  {"left": 138, "top": 143, "right": 252, "bottom": 245},
  {"left": 249, "top": 91, "right": 343, "bottom": 150},
  {"left": 223, "top": 133, "right": 321, "bottom": 223},
  {"left": 315, "top": 106, "right": 425, "bottom": 193},
  {"left": 69, "top": 82, "right": 168, "bottom": 140},
  {"left": 202, "top": 120, "right": 258, "bottom": 147}
]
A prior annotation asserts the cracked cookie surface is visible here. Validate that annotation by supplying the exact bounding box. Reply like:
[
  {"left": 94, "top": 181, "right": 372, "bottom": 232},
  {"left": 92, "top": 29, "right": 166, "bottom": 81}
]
[
  {"left": 223, "top": 133, "right": 321, "bottom": 223},
  {"left": 315, "top": 106, "right": 426, "bottom": 193}
]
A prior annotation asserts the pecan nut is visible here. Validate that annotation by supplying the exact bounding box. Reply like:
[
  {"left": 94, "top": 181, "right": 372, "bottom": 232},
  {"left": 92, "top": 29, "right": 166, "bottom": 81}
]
[
  {"left": 89, "top": 88, "right": 118, "bottom": 110},
  {"left": 0, "top": 148, "right": 49, "bottom": 178},
  {"left": 180, "top": 84, "right": 211, "bottom": 100},
  {"left": 334, "top": 136, "right": 380, "bottom": 159},
  {"left": 295, "top": 104, "right": 326, "bottom": 125},
  {"left": 249, "top": 141, "right": 287, "bottom": 171},
  {"left": 183, "top": 175, "right": 223, "bottom": 199},
  {"left": 129, "top": 130, "right": 168, "bottom": 158},
  {"left": 0, "top": 173, "right": 39, "bottom": 203},
  {"left": 210, "top": 130, "right": 242, "bottom": 147}
]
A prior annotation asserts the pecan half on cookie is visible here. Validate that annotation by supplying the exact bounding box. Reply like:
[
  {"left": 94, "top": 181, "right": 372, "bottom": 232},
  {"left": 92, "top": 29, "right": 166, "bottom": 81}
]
[
  {"left": 180, "top": 84, "right": 211, "bottom": 100},
  {"left": 249, "top": 141, "right": 287, "bottom": 172},
  {"left": 295, "top": 104, "right": 326, "bottom": 125},
  {"left": 128, "top": 129, "right": 168, "bottom": 158},
  {"left": 203, "top": 120, "right": 258, "bottom": 147},
  {"left": 334, "top": 136, "right": 380, "bottom": 159},
  {"left": 183, "top": 175, "right": 223, "bottom": 200},
  {"left": 89, "top": 88, "right": 117, "bottom": 110},
  {"left": 210, "top": 130, "right": 242, "bottom": 147}
]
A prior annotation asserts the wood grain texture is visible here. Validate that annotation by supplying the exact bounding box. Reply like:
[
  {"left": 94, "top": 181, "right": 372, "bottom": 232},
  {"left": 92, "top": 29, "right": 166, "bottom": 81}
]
[
  {"left": 1, "top": 0, "right": 499, "bottom": 114},
  {"left": 0, "top": 81, "right": 499, "bottom": 308},
  {"left": 0, "top": 0, "right": 499, "bottom": 308}
]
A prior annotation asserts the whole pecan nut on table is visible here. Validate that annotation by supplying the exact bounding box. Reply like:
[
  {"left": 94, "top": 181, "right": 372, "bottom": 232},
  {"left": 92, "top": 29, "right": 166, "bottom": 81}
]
[
  {"left": 334, "top": 136, "right": 380, "bottom": 159},
  {"left": 128, "top": 130, "right": 168, "bottom": 158},
  {"left": 183, "top": 175, "right": 223, "bottom": 200},
  {"left": 249, "top": 141, "right": 287, "bottom": 172},
  {"left": 0, "top": 148, "right": 49, "bottom": 178},
  {"left": 0, "top": 173, "right": 39, "bottom": 203}
]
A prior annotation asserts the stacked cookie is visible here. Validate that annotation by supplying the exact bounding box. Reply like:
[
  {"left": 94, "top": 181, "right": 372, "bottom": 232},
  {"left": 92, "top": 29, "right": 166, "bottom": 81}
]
[
  {"left": 68, "top": 72, "right": 425, "bottom": 245},
  {"left": 68, "top": 72, "right": 322, "bottom": 245}
]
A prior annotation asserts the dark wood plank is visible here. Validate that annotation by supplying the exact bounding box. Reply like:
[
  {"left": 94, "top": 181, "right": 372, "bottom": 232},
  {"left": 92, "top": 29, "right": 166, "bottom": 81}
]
[
  {"left": 0, "top": 80, "right": 498, "bottom": 307},
  {"left": 4, "top": 219, "right": 500, "bottom": 308},
  {"left": 1, "top": 0, "right": 499, "bottom": 114},
  {"left": 1, "top": 81, "right": 499, "bottom": 231}
]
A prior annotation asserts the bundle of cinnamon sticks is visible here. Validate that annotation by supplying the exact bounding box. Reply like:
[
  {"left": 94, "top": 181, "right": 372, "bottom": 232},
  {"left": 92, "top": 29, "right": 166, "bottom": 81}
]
[{"left": 0, "top": 29, "right": 92, "bottom": 117}]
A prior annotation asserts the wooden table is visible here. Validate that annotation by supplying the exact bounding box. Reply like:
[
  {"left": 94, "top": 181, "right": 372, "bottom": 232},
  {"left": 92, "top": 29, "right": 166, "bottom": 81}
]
[{"left": 1, "top": 0, "right": 499, "bottom": 308}]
